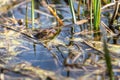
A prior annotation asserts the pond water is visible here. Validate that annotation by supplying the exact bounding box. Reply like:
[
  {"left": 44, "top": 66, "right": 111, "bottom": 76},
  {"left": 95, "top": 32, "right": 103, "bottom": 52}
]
[{"left": 0, "top": 0, "right": 120, "bottom": 80}]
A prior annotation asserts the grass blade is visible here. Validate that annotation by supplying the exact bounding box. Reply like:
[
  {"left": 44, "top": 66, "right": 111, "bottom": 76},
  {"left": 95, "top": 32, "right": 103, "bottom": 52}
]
[
  {"left": 90, "top": 0, "right": 93, "bottom": 30},
  {"left": 68, "top": 0, "right": 76, "bottom": 24},
  {"left": 31, "top": 0, "right": 35, "bottom": 29},
  {"left": 25, "top": 3, "right": 28, "bottom": 28},
  {"left": 93, "top": 0, "right": 101, "bottom": 31},
  {"left": 77, "top": 0, "right": 81, "bottom": 20},
  {"left": 103, "top": 39, "right": 114, "bottom": 80}
]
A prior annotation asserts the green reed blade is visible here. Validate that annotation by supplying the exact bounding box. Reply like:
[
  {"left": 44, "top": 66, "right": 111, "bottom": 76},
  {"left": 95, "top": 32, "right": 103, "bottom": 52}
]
[
  {"left": 25, "top": 3, "right": 28, "bottom": 28},
  {"left": 68, "top": 0, "right": 76, "bottom": 23},
  {"left": 103, "top": 39, "right": 114, "bottom": 80},
  {"left": 31, "top": 0, "right": 35, "bottom": 29},
  {"left": 107, "top": 0, "right": 111, "bottom": 3},
  {"left": 90, "top": 0, "right": 93, "bottom": 30},
  {"left": 93, "top": 0, "right": 101, "bottom": 31},
  {"left": 77, "top": 0, "right": 81, "bottom": 20}
]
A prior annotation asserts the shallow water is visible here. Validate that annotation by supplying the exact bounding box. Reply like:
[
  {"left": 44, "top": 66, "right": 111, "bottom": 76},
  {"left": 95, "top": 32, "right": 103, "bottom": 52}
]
[{"left": 0, "top": 0, "right": 120, "bottom": 80}]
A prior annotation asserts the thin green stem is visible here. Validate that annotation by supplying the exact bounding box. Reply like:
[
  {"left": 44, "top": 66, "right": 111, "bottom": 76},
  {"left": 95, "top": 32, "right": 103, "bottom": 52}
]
[
  {"left": 103, "top": 39, "right": 114, "bottom": 80},
  {"left": 25, "top": 3, "right": 28, "bottom": 28},
  {"left": 93, "top": 0, "right": 101, "bottom": 31},
  {"left": 77, "top": 0, "right": 81, "bottom": 20},
  {"left": 90, "top": 0, "right": 93, "bottom": 30},
  {"left": 31, "top": 0, "right": 35, "bottom": 29},
  {"left": 68, "top": 0, "right": 76, "bottom": 24}
]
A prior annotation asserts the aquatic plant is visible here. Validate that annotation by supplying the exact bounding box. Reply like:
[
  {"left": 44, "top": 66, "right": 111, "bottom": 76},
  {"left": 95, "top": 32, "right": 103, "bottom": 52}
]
[
  {"left": 31, "top": 0, "right": 35, "bottom": 29},
  {"left": 103, "top": 39, "right": 114, "bottom": 80},
  {"left": 93, "top": 0, "right": 101, "bottom": 31},
  {"left": 68, "top": 0, "right": 76, "bottom": 23}
]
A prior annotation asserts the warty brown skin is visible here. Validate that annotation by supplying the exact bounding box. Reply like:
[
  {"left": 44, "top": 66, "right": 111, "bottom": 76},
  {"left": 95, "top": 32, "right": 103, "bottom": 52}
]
[{"left": 33, "top": 27, "right": 60, "bottom": 41}]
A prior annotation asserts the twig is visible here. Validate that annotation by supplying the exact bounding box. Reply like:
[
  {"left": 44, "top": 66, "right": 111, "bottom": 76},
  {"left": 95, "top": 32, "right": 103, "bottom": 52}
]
[
  {"left": 101, "top": 2, "right": 120, "bottom": 10},
  {"left": 108, "top": 0, "right": 119, "bottom": 32}
]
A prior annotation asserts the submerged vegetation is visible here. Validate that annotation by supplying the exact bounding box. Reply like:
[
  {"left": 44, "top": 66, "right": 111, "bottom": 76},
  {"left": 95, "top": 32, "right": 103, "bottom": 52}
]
[{"left": 0, "top": 0, "right": 120, "bottom": 80}]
